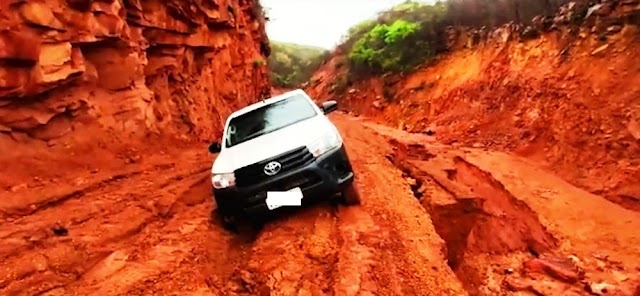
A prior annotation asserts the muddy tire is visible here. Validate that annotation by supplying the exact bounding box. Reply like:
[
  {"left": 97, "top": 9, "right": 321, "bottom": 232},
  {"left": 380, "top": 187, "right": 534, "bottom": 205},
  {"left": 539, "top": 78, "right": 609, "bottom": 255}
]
[
  {"left": 340, "top": 182, "right": 361, "bottom": 205},
  {"left": 211, "top": 209, "right": 238, "bottom": 232},
  {"left": 248, "top": 216, "right": 264, "bottom": 232}
]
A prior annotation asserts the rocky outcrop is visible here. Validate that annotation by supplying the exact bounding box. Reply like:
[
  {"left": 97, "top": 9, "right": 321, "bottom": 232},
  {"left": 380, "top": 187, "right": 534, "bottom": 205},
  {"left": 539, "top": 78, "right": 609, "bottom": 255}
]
[
  {"left": 443, "top": 0, "right": 640, "bottom": 50},
  {"left": 0, "top": 0, "right": 271, "bottom": 143}
]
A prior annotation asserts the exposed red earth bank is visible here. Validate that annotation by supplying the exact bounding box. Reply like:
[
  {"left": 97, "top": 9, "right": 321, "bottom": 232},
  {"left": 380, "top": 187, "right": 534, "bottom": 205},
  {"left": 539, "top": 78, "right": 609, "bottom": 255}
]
[{"left": 1, "top": 0, "right": 640, "bottom": 295}]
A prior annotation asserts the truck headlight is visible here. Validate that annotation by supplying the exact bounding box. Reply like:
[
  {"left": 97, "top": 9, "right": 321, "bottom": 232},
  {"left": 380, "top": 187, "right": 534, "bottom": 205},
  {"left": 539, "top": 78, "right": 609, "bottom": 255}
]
[
  {"left": 211, "top": 173, "right": 236, "bottom": 189},
  {"left": 308, "top": 131, "right": 342, "bottom": 157}
]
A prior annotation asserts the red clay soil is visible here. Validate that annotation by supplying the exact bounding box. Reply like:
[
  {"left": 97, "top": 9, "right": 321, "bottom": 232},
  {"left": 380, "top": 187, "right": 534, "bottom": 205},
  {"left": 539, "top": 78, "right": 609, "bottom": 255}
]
[
  {"left": 1, "top": 114, "right": 470, "bottom": 295},
  {"left": 2, "top": 1, "right": 640, "bottom": 294},
  {"left": 2, "top": 113, "right": 639, "bottom": 295},
  {"left": 306, "top": 24, "right": 640, "bottom": 213},
  {"left": 359, "top": 117, "right": 640, "bottom": 295}
]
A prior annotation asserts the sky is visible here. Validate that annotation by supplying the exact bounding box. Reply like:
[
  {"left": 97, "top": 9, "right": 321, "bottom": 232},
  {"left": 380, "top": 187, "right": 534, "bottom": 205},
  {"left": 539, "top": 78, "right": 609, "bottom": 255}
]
[{"left": 260, "top": 0, "right": 416, "bottom": 49}]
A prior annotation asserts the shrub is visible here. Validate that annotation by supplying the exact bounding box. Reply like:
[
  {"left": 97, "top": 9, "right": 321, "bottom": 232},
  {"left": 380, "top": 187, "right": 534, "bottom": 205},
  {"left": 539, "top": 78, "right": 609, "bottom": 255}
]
[
  {"left": 344, "top": 2, "right": 449, "bottom": 77},
  {"left": 349, "top": 20, "right": 423, "bottom": 73}
]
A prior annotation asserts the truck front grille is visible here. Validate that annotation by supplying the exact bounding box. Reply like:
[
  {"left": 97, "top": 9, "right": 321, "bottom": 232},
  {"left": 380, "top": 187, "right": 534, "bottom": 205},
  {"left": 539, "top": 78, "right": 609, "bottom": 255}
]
[{"left": 234, "top": 146, "right": 315, "bottom": 187}]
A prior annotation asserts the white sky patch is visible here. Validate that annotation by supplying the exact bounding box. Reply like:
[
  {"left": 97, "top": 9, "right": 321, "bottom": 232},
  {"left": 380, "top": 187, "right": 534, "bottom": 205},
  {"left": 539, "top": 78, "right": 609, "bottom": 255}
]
[{"left": 260, "top": 0, "right": 430, "bottom": 49}]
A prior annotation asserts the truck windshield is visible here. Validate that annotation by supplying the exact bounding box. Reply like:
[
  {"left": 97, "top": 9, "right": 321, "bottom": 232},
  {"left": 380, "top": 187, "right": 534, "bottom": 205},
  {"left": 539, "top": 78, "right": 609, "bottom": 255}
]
[{"left": 224, "top": 94, "right": 318, "bottom": 147}]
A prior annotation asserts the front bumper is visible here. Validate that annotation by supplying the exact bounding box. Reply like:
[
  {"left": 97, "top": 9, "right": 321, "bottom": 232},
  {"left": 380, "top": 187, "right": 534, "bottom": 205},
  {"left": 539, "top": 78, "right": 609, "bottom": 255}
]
[{"left": 213, "top": 145, "right": 354, "bottom": 216}]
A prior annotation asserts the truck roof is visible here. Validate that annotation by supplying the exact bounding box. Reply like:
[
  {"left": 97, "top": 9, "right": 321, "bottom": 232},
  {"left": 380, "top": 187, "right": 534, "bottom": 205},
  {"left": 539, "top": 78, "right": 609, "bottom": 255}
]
[{"left": 229, "top": 89, "right": 308, "bottom": 118}]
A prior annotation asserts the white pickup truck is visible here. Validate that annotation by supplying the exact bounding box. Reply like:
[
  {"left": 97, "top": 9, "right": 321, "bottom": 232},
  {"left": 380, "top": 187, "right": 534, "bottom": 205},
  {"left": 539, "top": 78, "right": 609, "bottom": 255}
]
[{"left": 208, "top": 89, "right": 361, "bottom": 230}]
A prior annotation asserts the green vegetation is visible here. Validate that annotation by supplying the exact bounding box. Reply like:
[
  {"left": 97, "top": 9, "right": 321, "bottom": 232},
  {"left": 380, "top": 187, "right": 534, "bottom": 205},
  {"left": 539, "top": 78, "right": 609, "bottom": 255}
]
[
  {"left": 267, "top": 41, "right": 330, "bottom": 88},
  {"left": 264, "top": 0, "right": 568, "bottom": 90},
  {"left": 349, "top": 20, "right": 420, "bottom": 72},
  {"left": 340, "top": 0, "right": 568, "bottom": 78}
]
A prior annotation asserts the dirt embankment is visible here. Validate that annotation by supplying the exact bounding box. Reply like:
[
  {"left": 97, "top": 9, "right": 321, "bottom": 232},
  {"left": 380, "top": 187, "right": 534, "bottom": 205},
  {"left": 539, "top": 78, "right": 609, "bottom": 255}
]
[
  {"left": 362, "top": 117, "right": 640, "bottom": 295},
  {"left": 306, "top": 0, "right": 640, "bottom": 212},
  {"left": 0, "top": 0, "right": 271, "bottom": 190}
]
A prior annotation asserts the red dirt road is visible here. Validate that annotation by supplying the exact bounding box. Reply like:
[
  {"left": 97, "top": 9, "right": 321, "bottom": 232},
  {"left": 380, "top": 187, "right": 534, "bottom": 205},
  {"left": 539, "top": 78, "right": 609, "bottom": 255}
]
[{"left": 2, "top": 114, "right": 639, "bottom": 295}]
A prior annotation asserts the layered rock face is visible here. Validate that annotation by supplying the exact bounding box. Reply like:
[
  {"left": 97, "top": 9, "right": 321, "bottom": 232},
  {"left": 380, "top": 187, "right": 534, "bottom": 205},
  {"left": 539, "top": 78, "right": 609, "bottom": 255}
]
[{"left": 0, "top": 0, "right": 271, "bottom": 144}]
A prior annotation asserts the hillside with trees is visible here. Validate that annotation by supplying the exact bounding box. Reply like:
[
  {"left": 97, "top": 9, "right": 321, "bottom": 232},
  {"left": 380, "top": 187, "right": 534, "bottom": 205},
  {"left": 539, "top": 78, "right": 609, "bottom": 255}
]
[
  {"left": 267, "top": 41, "right": 330, "bottom": 88},
  {"left": 339, "top": 0, "right": 573, "bottom": 78},
  {"left": 306, "top": 0, "right": 640, "bottom": 218}
]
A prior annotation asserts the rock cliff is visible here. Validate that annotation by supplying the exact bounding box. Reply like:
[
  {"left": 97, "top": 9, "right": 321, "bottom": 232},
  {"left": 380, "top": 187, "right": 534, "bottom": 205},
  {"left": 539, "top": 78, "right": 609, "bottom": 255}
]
[{"left": 0, "top": 0, "right": 271, "bottom": 145}]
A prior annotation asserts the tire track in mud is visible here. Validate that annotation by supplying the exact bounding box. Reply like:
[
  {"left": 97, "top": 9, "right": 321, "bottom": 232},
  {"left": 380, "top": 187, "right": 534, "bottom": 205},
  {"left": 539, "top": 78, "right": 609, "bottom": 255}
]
[
  {"left": 219, "top": 116, "right": 473, "bottom": 296},
  {"left": 0, "top": 159, "right": 213, "bottom": 295},
  {"left": 0, "top": 162, "right": 177, "bottom": 219},
  {"left": 231, "top": 201, "right": 449, "bottom": 296},
  {"left": 333, "top": 206, "right": 405, "bottom": 295},
  {"left": 3, "top": 115, "right": 497, "bottom": 295},
  {"left": 239, "top": 204, "right": 340, "bottom": 295},
  {"left": 333, "top": 165, "right": 466, "bottom": 295},
  {"left": 60, "top": 179, "right": 216, "bottom": 295},
  {"left": 0, "top": 170, "right": 145, "bottom": 219},
  {"left": 0, "top": 164, "right": 210, "bottom": 261},
  {"left": 330, "top": 117, "right": 469, "bottom": 295},
  {"left": 64, "top": 179, "right": 340, "bottom": 295}
]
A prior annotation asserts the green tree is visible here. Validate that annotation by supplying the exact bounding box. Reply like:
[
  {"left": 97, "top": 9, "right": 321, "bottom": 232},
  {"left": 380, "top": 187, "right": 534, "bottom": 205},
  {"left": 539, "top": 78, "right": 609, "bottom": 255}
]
[
  {"left": 349, "top": 20, "right": 422, "bottom": 73},
  {"left": 345, "top": 3, "right": 448, "bottom": 76},
  {"left": 267, "top": 41, "right": 330, "bottom": 88}
]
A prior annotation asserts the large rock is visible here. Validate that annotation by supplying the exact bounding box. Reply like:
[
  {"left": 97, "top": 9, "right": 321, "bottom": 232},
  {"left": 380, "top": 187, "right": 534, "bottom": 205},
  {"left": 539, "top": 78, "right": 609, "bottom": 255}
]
[
  {"left": 19, "top": 1, "right": 66, "bottom": 30},
  {"left": 0, "top": 30, "right": 40, "bottom": 65},
  {"left": 523, "top": 256, "right": 583, "bottom": 283},
  {"left": 0, "top": 0, "right": 271, "bottom": 141},
  {"left": 520, "top": 26, "right": 541, "bottom": 41}
]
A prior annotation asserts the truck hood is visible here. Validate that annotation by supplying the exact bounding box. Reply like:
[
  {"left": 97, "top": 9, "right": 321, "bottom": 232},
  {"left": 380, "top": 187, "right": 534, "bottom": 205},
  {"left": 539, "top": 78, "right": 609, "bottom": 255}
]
[{"left": 211, "top": 115, "right": 333, "bottom": 174}]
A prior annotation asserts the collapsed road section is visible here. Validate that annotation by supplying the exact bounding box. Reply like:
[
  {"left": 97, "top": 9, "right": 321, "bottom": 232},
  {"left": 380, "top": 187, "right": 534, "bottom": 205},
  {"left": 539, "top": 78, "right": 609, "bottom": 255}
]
[{"left": 365, "top": 116, "right": 640, "bottom": 296}]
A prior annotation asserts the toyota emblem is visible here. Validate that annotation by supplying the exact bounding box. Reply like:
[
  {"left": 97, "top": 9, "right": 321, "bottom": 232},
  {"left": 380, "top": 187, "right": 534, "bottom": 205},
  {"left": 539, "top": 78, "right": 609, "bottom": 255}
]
[{"left": 263, "top": 161, "right": 282, "bottom": 176}]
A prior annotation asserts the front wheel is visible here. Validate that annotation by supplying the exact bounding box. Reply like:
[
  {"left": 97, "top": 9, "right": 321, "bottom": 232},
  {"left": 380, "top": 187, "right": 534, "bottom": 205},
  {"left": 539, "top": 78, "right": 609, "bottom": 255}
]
[
  {"left": 340, "top": 182, "right": 361, "bottom": 205},
  {"left": 211, "top": 208, "right": 238, "bottom": 232}
]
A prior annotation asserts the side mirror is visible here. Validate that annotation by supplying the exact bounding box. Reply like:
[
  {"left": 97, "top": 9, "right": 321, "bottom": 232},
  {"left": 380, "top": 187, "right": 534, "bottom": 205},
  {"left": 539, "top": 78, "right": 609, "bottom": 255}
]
[
  {"left": 321, "top": 100, "right": 338, "bottom": 114},
  {"left": 208, "top": 141, "right": 222, "bottom": 154}
]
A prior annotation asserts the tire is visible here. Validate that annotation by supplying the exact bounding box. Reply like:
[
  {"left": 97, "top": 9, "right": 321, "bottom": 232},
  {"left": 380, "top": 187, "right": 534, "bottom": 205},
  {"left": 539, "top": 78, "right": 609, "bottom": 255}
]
[
  {"left": 211, "top": 208, "right": 238, "bottom": 232},
  {"left": 341, "top": 181, "right": 361, "bottom": 205},
  {"left": 248, "top": 216, "right": 264, "bottom": 232}
]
